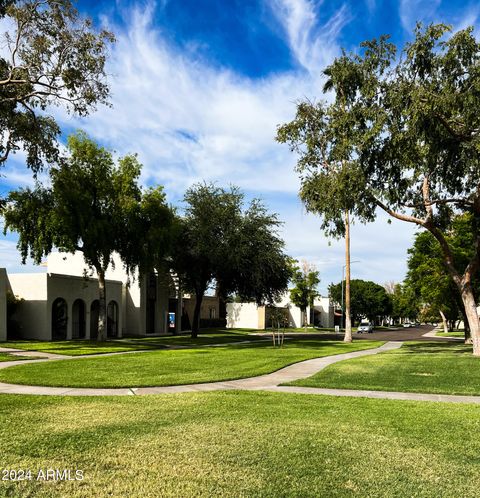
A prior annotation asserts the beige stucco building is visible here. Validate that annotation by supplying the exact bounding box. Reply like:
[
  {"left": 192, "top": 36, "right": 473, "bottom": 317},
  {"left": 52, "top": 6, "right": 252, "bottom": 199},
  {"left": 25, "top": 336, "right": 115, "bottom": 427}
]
[
  {"left": 3, "top": 252, "right": 184, "bottom": 340},
  {"left": 226, "top": 294, "right": 334, "bottom": 330},
  {"left": 2, "top": 251, "right": 222, "bottom": 341}
]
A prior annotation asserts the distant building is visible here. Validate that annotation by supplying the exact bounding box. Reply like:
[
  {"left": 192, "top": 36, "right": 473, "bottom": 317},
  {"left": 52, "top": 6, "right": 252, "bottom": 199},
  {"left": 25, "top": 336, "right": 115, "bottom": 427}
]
[{"left": 226, "top": 294, "right": 334, "bottom": 329}]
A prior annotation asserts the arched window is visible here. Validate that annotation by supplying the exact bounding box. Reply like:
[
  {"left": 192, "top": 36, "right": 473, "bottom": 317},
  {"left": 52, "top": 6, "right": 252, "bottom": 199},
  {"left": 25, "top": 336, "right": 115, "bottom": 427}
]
[
  {"left": 90, "top": 300, "right": 99, "bottom": 340},
  {"left": 107, "top": 300, "right": 118, "bottom": 338},
  {"left": 72, "top": 299, "right": 86, "bottom": 339},
  {"left": 51, "top": 298, "right": 68, "bottom": 340}
]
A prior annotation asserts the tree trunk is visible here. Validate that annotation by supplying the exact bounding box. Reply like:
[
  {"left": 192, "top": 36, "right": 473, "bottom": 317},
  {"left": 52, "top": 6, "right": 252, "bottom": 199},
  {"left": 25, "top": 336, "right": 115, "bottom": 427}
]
[
  {"left": 97, "top": 268, "right": 107, "bottom": 342},
  {"left": 465, "top": 327, "right": 472, "bottom": 344},
  {"left": 344, "top": 210, "right": 353, "bottom": 343},
  {"left": 191, "top": 292, "right": 204, "bottom": 338},
  {"left": 460, "top": 286, "right": 480, "bottom": 355},
  {"left": 439, "top": 310, "right": 448, "bottom": 335}
]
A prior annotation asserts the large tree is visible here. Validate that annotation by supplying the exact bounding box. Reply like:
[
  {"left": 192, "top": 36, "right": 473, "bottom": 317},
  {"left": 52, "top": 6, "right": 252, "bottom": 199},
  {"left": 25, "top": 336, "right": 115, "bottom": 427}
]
[
  {"left": 404, "top": 216, "right": 478, "bottom": 340},
  {"left": 0, "top": 0, "right": 114, "bottom": 173},
  {"left": 390, "top": 283, "right": 419, "bottom": 324},
  {"left": 278, "top": 24, "right": 480, "bottom": 354},
  {"left": 2, "top": 132, "right": 173, "bottom": 340},
  {"left": 289, "top": 260, "right": 320, "bottom": 329},
  {"left": 171, "top": 183, "right": 291, "bottom": 338},
  {"left": 329, "top": 279, "right": 392, "bottom": 325}
]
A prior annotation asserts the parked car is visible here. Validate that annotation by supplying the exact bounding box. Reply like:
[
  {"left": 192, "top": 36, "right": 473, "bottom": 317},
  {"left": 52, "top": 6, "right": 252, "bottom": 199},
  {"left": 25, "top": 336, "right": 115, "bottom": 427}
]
[
  {"left": 357, "top": 321, "right": 373, "bottom": 333},
  {"left": 403, "top": 322, "right": 411, "bottom": 328}
]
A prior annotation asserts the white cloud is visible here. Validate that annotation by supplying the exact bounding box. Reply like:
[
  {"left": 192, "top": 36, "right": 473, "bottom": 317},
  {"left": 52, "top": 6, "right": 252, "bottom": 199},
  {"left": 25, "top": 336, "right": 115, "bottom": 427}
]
[
  {"left": 0, "top": 239, "right": 45, "bottom": 273},
  {"left": 269, "top": 0, "right": 349, "bottom": 75},
  {"left": 51, "top": 0, "right": 351, "bottom": 198},
  {"left": 399, "top": 0, "right": 441, "bottom": 32},
  {"left": 454, "top": 6, "right": 480, "bottom": 32},
  {"left": 279, "top": 205, "right": 417, "bottom": 294}
]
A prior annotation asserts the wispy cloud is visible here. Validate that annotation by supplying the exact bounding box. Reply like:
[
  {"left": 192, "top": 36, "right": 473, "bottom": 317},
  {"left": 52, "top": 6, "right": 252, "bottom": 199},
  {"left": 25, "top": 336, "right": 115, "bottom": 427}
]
[
  {"left": 269, "top": 0, "right": 349, "bottom": 74},
  {"left": 399, "top": 0, "right": 441, "bottom": 32},
  {"left": 49, "top": 0, "right": 353, "bottom": 198}
]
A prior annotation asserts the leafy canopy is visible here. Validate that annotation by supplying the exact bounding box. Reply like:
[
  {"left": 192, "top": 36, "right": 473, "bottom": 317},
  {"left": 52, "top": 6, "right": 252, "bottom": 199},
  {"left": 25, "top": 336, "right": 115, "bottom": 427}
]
[
  {"left": 172, "top": 182, "right": 291, "bottom": 304},
  {"left": 0, "top": 0, "right": 114, "bottom": 171},
  {"left": 329, "top": 279, "right": 392, "bottom": 323},
  {"left": 289, "top": 261, "right": 320, "bottom": 313},
  {"left": 278, "top": 24, "right": 480, "bottom": 236},
  {"left": 3, "top": 132, "right": 173, "bottom": 275},
  {"left": 404, "top": 215, "right": 478, "bottom": 325}
]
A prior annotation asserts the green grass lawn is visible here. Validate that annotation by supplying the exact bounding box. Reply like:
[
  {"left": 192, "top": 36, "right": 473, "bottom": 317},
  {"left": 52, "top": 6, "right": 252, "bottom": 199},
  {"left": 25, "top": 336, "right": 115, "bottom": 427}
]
[
  {"left": 1, "top": 339, "right": 163, "bottom": 356},
  {"left": 1, "top": 330, "right": 265, "bottom": 356},
  {"left": 0, "top": 340, "right": 384, "bottom": 388},
  {"left": 436, "top": 330, "right": 465, "bottom": 338},
  {"left": 0, "top": 353, "right": 38, "bottom": 362},
  {"left": 1, "top": 391, "right": 480, "bottom": 497},
  {"left": 288, "top": 341, "right": 480, "bottom": 395}
]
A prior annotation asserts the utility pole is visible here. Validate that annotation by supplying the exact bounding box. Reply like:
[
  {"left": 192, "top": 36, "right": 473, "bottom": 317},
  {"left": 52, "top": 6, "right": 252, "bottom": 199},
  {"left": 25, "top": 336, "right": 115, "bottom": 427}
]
[{"left": 344, "top": 209, "right": 352, "bottom": 343}]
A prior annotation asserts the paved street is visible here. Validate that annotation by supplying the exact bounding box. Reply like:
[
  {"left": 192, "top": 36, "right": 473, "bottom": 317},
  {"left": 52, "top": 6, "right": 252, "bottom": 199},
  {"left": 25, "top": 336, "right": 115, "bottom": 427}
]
[{"left": 258, "top": 325, "right": 463, "bottom": 342}]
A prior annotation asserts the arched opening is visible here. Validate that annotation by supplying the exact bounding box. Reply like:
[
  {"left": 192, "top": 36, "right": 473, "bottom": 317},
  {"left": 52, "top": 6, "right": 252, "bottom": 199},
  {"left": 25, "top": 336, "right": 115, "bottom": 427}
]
[
  {"left": 90, "top": 300, "right": 99, "bottom": 340},
  {"left": 51, "top": 298, "right": 68, "bottom": 340},
  {"left": 107, "top": 300, "right": 118, "bottom": 338},
  {"left": 72, "top": 299, "right": 86, "bottom": 339}
]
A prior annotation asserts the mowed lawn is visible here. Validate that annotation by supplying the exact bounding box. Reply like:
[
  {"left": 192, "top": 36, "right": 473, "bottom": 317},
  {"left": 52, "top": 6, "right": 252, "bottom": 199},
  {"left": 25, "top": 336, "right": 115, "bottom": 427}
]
[
  {"left": 1, "top": 391, "right": 480, "bottom": 497},
  {"left": 0, "top": 353, "right": 36, "bottom": 362},
  {"left": 1, "top": 330, "right": 265, "bottom": 356},
  {"left": 435, "top": 330, "right": 465, "bottom": 338},
  {"left": 289, "top": 342, "right": 480, "bottom": 395},
  {"left": 0, "top": 340, "right": 384, "bottom": 388}
]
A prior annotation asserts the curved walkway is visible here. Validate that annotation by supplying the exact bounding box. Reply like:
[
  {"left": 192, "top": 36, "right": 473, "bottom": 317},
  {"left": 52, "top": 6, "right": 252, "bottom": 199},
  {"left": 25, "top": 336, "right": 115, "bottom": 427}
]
[
  {"left": 0, "top": 341, "right": 399, "bottom": 396},
  {"left": 1, "top": 340, "right": 479, "bottom": 403}
]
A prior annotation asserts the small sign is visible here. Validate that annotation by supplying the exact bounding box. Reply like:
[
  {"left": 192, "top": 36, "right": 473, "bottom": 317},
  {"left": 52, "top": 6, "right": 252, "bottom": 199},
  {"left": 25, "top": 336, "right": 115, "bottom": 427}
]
[
  {"left": 168, "top": 312, "right": 176, "bottom": 329},
  {"left": 335, "top": 325, "right": 340, "bottom": 333}
]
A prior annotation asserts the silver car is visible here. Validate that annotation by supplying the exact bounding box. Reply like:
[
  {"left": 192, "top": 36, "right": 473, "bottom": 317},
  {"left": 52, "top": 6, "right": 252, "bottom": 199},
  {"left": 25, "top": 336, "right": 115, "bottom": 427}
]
[{"left": 357, "top": 321, "right": 373, "bottom": 333}]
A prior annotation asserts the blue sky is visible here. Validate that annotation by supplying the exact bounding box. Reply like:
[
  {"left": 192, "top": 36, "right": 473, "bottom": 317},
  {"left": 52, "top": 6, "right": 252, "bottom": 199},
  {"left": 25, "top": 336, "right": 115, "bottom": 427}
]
[{"left": 1, "top": 0, "right": 479, "bottom": 295}]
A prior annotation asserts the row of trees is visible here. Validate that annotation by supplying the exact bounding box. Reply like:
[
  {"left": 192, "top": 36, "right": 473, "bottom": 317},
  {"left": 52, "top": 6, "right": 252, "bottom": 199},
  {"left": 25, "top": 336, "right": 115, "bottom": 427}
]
[{"left": 2, "top": 133, "right": 292, "bottom": 340}]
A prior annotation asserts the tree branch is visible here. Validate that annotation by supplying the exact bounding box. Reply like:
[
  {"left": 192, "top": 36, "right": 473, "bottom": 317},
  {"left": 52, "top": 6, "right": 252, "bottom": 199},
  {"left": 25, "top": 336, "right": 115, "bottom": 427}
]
[{"left": 375, "top": 199, "right": 426, "bottom": 226}]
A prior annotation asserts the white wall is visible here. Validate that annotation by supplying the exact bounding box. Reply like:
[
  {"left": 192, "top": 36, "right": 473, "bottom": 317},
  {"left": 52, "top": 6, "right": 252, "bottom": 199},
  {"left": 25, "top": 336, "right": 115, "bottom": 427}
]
[
  {"left": 47, "top": 273, "right": 123, "bottom": 340},
  {"left": 47, "top": 251, "right": 171, "bottom": 337},
  {"left": 8, "top": 272, "right": 123, "bottom": 340},
  {"left": 226, "top": 303, "right": 260, "bottom": 329},
  {"left": 227, "top": 294, "right": 334, "bottom": 330},
  {"left": 312, "top": 296, "right": 334, "bottom": 328},
  {"left": 8, "top": 274, "right": 49, "bottom": 340}
]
